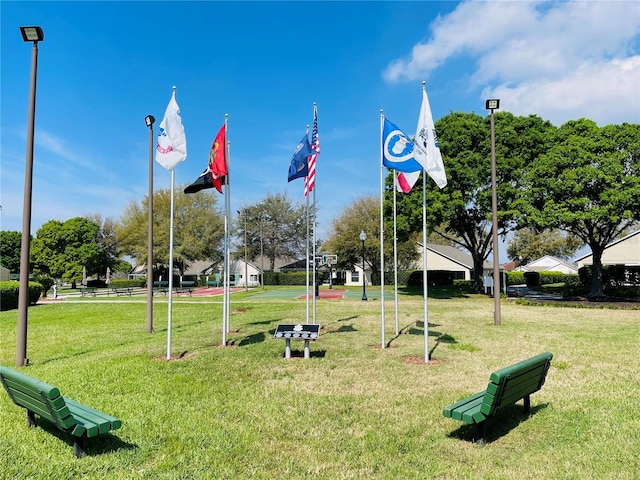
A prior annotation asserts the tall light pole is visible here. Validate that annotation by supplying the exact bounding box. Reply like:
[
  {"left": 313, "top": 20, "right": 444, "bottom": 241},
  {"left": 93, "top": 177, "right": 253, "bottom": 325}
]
[
  {"left": 16, "top": 26, "right": 44, "bottom": 368},
  {"left": 360, "top": 230, "right": 367, "bottom": 301},
  {"left": 145, "top": 114, "right": 155, "bottom": 333},
  {"left": 486, "top": 99, "right": 501, "bottom": 326}
]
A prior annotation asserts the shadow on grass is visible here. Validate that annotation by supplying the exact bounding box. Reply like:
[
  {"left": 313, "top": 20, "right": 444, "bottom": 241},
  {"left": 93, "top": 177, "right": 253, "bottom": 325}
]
[
  {"left": 325, "top": 324, "right": 357, "bottom": 334},
  {"left": 446, "top": 402, "right": 549, "bottom": 444},
  {"left": 236, "top": 332, "right": 266, "bottom": 347},
  {"left": 31, "top": 417, "right": 136, "bottom": 457},
  {"left": 282, "top": 349, "right": 326, "bottom": 359}
]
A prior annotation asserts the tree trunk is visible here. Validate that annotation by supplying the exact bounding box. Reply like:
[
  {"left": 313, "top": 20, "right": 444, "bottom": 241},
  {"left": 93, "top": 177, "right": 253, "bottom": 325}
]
[
  {"left": 471, "top": 254, "right": 485, "bottom": 293},
  {"left": 588, "top": 244, "right": 606, "bottom": 299}
]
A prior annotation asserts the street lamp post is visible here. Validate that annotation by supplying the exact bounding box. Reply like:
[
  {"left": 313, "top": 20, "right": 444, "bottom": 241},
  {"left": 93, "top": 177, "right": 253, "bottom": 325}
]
[
  {"left": 360, "top": 230, "right": 367, "bottom": 301},
  {"left": 16, "top": 26, "right": 44, "bottom": 368},
  {"left": 145, "top": 114, "right": 155, "bottom": 333},
  {"left": 486, "top": 99, "right": 501, "bottom": 326}
]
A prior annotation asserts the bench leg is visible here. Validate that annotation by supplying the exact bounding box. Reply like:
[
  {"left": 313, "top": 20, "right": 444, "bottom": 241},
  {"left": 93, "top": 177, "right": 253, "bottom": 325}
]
[
  {"left": 475, "top": 422, "right": 486, "bottom": 445},
  {"left": 27, "top": 410, "right": 36, "bottom": 427},
  {"left": 523, "top": 394, "right": 531, "bottom": 415},
  {"left": 73, "top": 438, "right": 85, "bottom": 458}
]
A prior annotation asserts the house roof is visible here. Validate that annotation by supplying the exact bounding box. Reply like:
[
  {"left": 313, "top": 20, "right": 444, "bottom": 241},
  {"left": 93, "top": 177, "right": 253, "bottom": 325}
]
[
  {"left": 517, "top": 255, "right": 578, "bottom": 273},
  {"left": 574, "top": 229, "right": 640, "bottom": 262},
  {"left": 419, "top": 243, "right": 493, "bottom": 270}
]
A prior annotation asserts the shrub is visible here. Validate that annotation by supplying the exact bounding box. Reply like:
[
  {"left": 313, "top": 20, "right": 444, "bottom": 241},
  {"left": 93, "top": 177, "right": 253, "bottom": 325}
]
[
  {"left": 506, "top": 271, "right": 525, "bottom": 286},
  {"left": 0, "top": 281, "right": 43, "bottom": 311},
  {"left": 33, "top": 273, "right": 55, "bottom": 297},
  {"left": 524, "top": 271, "right": 540, "bottom": 287},
  {"left": 109, "top": 279, "right": 145, "bottom": 289}
]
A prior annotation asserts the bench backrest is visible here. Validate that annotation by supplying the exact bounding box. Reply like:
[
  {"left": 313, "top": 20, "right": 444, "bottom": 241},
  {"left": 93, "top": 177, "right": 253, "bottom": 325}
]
[
  {"left": 0, "top": 366, "right": 77, "bottom": 431},
  {"left": 480, "top": 352, "right": 553, "bottom": 417}
]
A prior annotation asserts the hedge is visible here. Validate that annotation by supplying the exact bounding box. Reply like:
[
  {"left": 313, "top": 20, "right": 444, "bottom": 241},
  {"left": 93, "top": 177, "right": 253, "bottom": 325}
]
[
  {"left": 109, "top": 279, "right": 146, "bottom": 289},
  {"left": 0, "top": 281, "right": 43, "bottom": 311}
]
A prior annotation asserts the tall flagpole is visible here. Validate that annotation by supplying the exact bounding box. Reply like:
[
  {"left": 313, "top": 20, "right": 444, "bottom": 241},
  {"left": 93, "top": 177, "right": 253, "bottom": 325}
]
[
  {"left": 379, "top": 110, "right": 386, "bottom": 349},
  {"left": 393, "top": 172, "right": 399, "bottom": 336},
  {"left": 312, "top": 178, "right": 317, "bottom": 325},
  {"left": 422, "top": 161, "right": 429, "bottom": 362},
  {"left": 166, "top": 169, "right": 176, "bottom": 359},
  {"left": 306, "top": 125, "right": 315, "bottom": 324},
  {"left": 224, "top": 117, "right": 231, "bottom": 340}
]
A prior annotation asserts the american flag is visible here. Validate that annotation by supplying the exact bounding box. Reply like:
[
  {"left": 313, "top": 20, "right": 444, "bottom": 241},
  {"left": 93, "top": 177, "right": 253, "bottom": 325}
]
[{"left": 304, "top": 104, "right": 319, "bottom": 196}]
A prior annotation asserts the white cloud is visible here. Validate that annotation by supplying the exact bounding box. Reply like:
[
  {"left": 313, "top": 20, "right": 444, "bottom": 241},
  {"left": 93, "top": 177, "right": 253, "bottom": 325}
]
[{"left": 383, "top": 0, "right": 640, "bottom": 125}]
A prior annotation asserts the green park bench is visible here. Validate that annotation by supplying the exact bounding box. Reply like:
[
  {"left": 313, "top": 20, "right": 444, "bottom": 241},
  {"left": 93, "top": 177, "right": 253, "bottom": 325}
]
[
  {"left": 153, "top": 281, "right": 169, "bottom": 295},
  {"left": 111, "top": 287, "right": 132, "bottom": 297},
  {"left": 78, "top": 287, "right": 97, "bottom": 297},
  {"left": 0, "top": 366, "right": 122, "bottom": 457},
  {"left": 176, "top": 281, "right": 195, "bottom": 296},
  {"left": 442, "top": 352, "right": 553, "bottom": 443}
]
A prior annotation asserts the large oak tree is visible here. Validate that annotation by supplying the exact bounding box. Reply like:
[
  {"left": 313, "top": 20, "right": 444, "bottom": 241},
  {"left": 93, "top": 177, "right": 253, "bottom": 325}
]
[{"left": 517, "top": 120, "right": 640, "bottom": 298}]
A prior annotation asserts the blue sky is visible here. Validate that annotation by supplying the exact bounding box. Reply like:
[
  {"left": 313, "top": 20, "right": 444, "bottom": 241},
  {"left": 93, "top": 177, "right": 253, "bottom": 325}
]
[{"left": 2, "top": 1, "right": 639, "bottom": 261}]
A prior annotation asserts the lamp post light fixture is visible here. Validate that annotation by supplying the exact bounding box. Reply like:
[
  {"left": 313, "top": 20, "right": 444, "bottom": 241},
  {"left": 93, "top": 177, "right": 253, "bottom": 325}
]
[
  {"left": 486, "top": 99, "right": 501, "bottom": 326},
  {"left": 16, "top": 26, "right": 44, "bottom": 367},
  {"left": 360, "top": 230, "right": 367, "bottom": 301},
  {"left": 145, "top": 114, "right": 155, "bottom": 334}
]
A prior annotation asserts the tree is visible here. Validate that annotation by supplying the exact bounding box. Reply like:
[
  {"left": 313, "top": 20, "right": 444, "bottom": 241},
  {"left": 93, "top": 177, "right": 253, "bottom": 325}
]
[
  {"left": 30, "top": 217, "right": 103, "bottom": 283},
  {"left": 518, "top": 119, "right": 640, "bottom": 298},
  {"left": 85, "top": 214, "right": 120, "bottom": 278},
  {"left": 0, "top": 230, "right": 22, "bottom": 272},
  {"left": 507, "top": 228, "right": 583, "bottom": 265},
  {"left": 236, "top": 192, "right": 308, "bottom": 271},
  {"left": 116, "top": 186, "right": 225, "bottom": 275},
  {"left": 323, "top": 195, "right": 380, "bottom": 276},
  {"left": 393, "top": 112, "right": 556, "bottom": 292}
]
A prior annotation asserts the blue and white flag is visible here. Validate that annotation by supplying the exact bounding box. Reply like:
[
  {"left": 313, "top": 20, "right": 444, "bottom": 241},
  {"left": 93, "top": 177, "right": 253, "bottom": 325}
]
[
  {"left": 382, "top": 119, "right": 422, "bottom": 173},
  {"left": 156, "top": 92, "right": 187, "bottom": 171},
  {"left": 288, "top": 134, "right": 313, "bottom": 182}
]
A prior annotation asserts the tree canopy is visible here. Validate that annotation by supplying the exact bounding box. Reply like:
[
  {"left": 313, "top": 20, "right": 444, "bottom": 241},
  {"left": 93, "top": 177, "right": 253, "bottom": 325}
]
[
  {"left": 30, "top": 217, "right": 103, "bottom": 283},
  {"left": 116, "top": 186, "right": 225, "bottom": 275},
  {"left": 323, "top": 195, "right": 380, "bottom": 275},
  {"left": 236, "top": 192, "right": 308, "bottom": 271},
  {"left": 0, "top": 230, "right": 22, "bottom": 272},
  {"left": 391, "top": 111, "right": 556, "bottom": 291},
  {"left": 517, "top": 120, "right": 640, "bottom": 297},
  {"left": 507, "top": 228, "right": 583, "bottom": 266}
]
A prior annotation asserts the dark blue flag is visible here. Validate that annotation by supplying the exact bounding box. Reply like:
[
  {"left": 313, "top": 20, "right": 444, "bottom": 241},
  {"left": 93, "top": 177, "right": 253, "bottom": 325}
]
[{"left": 288, "top": 135, "right": 313, "bottom": 182}]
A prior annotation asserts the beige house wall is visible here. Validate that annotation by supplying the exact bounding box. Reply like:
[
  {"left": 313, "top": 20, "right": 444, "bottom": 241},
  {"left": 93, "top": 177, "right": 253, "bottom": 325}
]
[{"left": 577, "top": 232, "right": 640, "bottom": 268}]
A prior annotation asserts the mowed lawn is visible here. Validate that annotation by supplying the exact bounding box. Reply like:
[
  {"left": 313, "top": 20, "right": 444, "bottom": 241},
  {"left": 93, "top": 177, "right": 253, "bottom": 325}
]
[{"left": 0, "top": 290, "right": 638, "bottom": 479}]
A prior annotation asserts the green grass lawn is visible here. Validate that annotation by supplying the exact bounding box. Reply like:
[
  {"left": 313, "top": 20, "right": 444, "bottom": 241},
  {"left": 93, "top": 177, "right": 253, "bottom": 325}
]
[{"left": 1, "top": 290, "right": 638, "bottom": 479}]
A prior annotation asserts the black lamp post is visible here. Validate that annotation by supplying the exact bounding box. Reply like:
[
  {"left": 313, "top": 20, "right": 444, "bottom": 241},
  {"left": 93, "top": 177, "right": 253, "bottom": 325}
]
[
  {"left": 16, "top": 26, "right": 44, "bottom": 367},
  {"left": 360, "top": 230, "right": 367, "bottom": 301},
  {"left": 145, "top": 114, "right": 155, "bottom": 333}
]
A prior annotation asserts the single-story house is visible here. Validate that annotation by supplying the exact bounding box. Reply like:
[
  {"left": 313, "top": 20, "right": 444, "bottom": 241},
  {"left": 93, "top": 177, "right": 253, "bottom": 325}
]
[
  {"left": 575, "top": 230, "right": 640, "bottom": 269},
  {"left": 413, "top": 243, "right": 494, "bottom": 281},
  {"left": 516, "top": 255, "right": 578, "bottom": 275}
]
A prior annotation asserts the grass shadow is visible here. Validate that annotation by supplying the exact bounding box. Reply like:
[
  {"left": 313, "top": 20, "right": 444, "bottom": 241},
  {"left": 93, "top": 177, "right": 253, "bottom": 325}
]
[
  {"left": 325, "top": 324, "right": 357, "bottom": 334},
  {"left": 446, "top": 402, "right": 549, "bottom": 444},
  {"left": 283, "top": 349, "right": 326, "bottom": 359},
  {"left": 236, "top": 332, "right": 266, "bottom": 347},
  {"left": 30, "top": 417, "right": 136, "bottom": 457}
]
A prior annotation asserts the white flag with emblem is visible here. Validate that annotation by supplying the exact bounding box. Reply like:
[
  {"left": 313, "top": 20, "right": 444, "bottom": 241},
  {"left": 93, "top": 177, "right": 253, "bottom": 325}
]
[{"left": 156, "top": 92, "right": 187, "bottom": 171}]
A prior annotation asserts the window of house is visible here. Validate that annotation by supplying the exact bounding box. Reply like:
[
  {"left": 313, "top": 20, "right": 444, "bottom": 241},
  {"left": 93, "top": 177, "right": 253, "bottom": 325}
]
[{"left": 351, "top": 270, "right": 359, "bottom": 283}]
